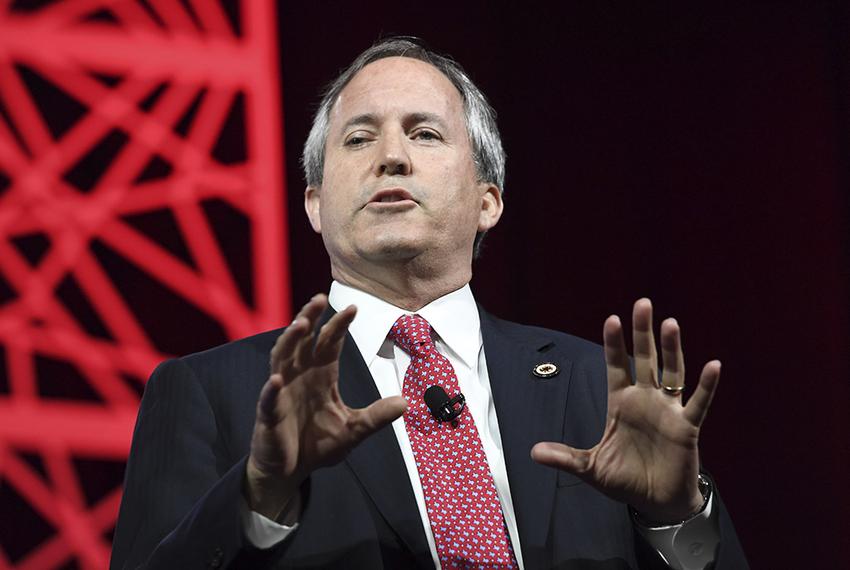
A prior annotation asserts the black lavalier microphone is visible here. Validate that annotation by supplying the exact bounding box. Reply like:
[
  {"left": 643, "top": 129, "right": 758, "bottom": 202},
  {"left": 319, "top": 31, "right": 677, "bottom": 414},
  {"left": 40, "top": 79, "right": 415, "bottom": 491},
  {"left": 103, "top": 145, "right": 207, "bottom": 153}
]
[{"left": 423, "top": 385, "right": 466, "bottom": 422}]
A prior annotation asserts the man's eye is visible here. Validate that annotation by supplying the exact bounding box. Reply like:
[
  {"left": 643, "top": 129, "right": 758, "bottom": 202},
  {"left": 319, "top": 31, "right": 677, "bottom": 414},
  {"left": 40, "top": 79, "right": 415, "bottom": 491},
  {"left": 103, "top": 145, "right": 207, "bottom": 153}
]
[
  {"left": 345, "top": 136, "right": 367, "bottom": 146},
  {"left": 412, "top": 130, "right": 440, "bottom": 141}
]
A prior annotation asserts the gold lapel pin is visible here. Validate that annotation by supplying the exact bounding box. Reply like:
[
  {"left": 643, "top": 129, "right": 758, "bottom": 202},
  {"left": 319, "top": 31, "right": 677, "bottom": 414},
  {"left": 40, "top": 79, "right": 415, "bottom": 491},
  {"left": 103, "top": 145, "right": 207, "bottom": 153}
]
[{"left": 532, "top": 362, "right": 559, "bottom": 379}]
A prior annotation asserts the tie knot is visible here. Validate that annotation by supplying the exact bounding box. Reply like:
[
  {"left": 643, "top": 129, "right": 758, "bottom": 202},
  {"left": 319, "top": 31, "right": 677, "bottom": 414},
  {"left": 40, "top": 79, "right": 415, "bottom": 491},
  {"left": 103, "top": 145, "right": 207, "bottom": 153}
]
[{"left": 388, "top": 314, "right": 433, "bottom": 355}]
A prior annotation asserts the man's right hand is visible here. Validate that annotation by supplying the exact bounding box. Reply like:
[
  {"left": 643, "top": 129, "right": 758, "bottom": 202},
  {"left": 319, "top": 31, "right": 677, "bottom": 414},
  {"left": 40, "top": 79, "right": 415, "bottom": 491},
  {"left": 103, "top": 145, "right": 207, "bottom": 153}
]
[{"left": 244, "top": 294, "right": 408, "bottom": 521}]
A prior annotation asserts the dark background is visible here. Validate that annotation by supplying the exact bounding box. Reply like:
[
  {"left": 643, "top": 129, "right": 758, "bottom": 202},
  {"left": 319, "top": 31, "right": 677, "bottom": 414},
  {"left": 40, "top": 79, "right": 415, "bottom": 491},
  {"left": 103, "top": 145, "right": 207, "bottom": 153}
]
[
  {"left": 3, "top": 1, "right": 847, "bottom": 568},
  {"left": 279, "top": 2, "right": 850, "bottom": 568}
]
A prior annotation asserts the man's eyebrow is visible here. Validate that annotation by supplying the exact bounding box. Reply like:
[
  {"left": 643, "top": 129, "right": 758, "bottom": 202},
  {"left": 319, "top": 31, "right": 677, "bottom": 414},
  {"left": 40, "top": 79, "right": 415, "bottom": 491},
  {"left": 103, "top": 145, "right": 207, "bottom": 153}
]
[
  {"left": 339, "top": 112, "right": 449, "bottom": 134},
  {"left": 406, "top": 112, "right": 448, "bottom": 131},
  {"left": 340, "top": 113, "right": 379, "bottom": 134}
]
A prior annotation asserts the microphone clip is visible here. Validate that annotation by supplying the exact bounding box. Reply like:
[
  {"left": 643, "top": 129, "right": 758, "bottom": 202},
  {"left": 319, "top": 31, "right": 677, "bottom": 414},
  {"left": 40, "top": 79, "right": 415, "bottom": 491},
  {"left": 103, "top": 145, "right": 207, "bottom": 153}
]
[{"left": 423, "top": 385, "right": 466, "bottom": 422}]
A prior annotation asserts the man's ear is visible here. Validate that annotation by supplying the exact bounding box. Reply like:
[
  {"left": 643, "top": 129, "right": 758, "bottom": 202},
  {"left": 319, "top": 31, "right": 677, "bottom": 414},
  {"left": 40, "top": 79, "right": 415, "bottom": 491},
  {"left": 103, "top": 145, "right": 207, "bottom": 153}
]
[
  {"left": 477, "top": 183, "right": 504, "bottom": 232},
  {"left": 304, "top": 186, "right": 322, "bottom": 233}
]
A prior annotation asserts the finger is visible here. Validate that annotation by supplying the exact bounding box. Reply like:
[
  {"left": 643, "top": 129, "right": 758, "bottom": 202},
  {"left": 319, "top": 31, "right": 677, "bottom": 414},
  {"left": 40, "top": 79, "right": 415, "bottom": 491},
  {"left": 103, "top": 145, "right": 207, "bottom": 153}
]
[
  {"left": 256, "top": 374, "right": 284, "bottom": 424},
  {"left": 603, "top": 315, "right": 632, "bottom": 390},
  {"left": 683, "top": 360, "right": 721, "bottom": 426},
  {"left": 530, "top": 442, "right": 592, "bottom": 476},
  {"left": 271, "top": 294, "right": 328, "bottom": 373},
  {"left": 271, "top": 317, "right": 311, "bottom": 376},
  {"left": 293, "top": 295, "right": 330, "bottom": 369},
  {"left": 632, "top": 298, "right": 658, "bottom": 387},
  {"left": 314, "top": 305, "right": 357, "bottom": 365},
  {"left": 349, "top": 396, "right": 408, "bottom": 442},
  {"left": 660, "top": 318, "right": 685, "bottom": 390}
]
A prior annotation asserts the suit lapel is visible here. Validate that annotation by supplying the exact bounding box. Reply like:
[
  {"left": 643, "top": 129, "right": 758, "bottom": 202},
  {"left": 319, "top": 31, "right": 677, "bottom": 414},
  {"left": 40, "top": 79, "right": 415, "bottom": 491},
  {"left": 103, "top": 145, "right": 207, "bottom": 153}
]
[
  {"left": 318, "top": 304, "right": 578, "bottom": 567},
  {"left": 480, "top": 309, "right": 574, "bottom": 569},
  {"left": 318, "top": 308, "right": 433, "bottom": 567}
]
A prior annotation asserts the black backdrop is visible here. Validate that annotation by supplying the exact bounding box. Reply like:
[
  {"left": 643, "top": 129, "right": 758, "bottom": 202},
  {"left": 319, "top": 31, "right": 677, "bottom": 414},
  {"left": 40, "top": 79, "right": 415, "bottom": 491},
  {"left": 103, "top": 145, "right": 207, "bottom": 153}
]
[{"left": 278, "top": 2, "right": 850, "bottom": 568}]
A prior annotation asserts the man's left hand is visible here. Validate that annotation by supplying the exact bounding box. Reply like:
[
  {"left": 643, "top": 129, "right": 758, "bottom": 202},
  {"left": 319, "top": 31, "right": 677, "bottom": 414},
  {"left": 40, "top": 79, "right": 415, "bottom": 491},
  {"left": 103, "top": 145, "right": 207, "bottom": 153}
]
[{"left": 531, "top": 298, "right": 720, "bottom": 523}]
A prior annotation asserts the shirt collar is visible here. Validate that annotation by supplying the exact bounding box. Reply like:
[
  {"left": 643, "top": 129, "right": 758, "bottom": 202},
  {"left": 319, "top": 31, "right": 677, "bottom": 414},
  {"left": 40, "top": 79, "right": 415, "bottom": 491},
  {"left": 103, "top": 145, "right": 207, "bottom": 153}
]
[{"left": 327, "top": 280, "right": 481, "bottom": 369}]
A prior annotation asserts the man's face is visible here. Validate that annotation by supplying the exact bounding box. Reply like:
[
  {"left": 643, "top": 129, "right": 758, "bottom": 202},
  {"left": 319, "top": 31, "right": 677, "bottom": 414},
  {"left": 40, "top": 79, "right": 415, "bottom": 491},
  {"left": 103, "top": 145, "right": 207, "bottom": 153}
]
[{"left": 305, "top": 57, "right": 502, "bottom": 273}]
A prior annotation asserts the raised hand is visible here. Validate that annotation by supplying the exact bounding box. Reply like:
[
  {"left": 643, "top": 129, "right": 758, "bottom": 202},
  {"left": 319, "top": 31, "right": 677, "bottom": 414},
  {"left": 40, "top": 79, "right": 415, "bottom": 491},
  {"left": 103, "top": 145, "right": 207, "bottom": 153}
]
[
  {"left": 531, "top": 298, "right": 720, "bottom": 523},
  {"left": 245, "top": 294, "right": 408, "bottom": 521}
]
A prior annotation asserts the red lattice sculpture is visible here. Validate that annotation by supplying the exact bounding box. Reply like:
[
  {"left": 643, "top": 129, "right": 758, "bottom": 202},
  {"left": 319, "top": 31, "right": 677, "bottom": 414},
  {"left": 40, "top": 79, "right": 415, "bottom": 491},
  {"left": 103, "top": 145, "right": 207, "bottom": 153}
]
[{"left": 0, "top": 1, "right": 289, "bottom": 567}]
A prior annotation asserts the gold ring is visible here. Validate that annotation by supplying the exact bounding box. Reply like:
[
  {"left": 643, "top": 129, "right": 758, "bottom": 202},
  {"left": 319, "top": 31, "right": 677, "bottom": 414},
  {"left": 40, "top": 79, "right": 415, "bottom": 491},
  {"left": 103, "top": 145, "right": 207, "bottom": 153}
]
[{"left": 662, "top": 385, "right": 685, "bottom": 396}]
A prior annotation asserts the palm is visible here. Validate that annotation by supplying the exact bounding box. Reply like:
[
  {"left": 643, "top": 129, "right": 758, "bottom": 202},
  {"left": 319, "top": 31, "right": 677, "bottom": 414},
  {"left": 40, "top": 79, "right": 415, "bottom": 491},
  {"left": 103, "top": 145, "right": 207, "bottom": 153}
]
[
  {"left": 532, "top": 299, "right": 719, "bottom": 522},
  {"left": 254, "top": 364, "right": 353, "bottom": 479},
  {"left": 247, "top": 295, "right": 407, "bottom": 518}
]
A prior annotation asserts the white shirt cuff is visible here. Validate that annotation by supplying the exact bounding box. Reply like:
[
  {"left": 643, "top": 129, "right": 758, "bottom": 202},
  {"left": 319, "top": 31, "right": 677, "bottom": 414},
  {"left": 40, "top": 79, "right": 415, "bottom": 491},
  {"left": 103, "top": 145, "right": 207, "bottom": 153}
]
[
  {"left": 239, "top": 496, "right": 299, "bottom": 550},
  {"left": 634, "top": 489, "right": 720, "bottom": 570}
]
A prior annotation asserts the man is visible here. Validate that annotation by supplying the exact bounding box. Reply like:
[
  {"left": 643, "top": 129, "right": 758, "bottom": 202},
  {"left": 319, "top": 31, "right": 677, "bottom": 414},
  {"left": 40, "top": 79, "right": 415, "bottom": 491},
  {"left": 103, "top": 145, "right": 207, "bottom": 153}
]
[{"left": 111, "top": 38, "right": 748, "bottom": 569}]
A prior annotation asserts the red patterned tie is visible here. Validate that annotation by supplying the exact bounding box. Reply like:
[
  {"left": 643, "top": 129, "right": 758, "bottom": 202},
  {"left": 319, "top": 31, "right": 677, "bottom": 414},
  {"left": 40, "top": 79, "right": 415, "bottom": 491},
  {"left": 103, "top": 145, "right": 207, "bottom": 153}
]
[{"left": 389, "top": 314, "right": 517, "bottom": 569}]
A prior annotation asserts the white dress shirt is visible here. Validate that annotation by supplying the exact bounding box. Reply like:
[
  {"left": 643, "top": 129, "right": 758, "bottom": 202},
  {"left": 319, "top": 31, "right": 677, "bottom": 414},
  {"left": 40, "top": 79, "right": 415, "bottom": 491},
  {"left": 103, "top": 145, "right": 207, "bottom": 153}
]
[{"left": 241, "top": 281, "right": 719, "bottom": 570}]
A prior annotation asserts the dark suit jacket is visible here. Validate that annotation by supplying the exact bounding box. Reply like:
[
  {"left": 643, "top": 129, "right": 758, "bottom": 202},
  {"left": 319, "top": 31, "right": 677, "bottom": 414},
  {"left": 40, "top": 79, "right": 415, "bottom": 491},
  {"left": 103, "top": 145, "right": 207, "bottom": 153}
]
[{"left": 111, "top": 308, "right": 748, "bottom": 569}]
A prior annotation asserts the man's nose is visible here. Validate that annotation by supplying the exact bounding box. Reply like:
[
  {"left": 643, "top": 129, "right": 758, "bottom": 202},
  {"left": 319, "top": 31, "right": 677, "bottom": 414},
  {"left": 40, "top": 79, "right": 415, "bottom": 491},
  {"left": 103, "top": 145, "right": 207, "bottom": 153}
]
[{"left": 375, "top": 132, "right": 411, "bottom": 177}]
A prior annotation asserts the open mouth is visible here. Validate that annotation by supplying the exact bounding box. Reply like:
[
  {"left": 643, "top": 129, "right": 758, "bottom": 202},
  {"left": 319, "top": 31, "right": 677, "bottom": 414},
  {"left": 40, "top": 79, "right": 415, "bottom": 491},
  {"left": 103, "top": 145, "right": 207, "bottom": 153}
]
[
  {"left": 368, "top": 188, "right": 416, "bottom": 206},
  {"left": 376, "top": 195, "right": 408, "bottom": 203}
]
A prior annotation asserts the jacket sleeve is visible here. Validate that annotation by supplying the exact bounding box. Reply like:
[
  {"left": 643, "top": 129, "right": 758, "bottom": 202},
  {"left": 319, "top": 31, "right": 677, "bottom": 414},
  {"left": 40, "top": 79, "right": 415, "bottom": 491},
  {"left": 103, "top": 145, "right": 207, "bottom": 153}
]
[
  {"left": 710, "top": 483, "right": 749, "bottom": 569},
  {"left": 110, "top": 358, "right": 287, "bottom": 570}
]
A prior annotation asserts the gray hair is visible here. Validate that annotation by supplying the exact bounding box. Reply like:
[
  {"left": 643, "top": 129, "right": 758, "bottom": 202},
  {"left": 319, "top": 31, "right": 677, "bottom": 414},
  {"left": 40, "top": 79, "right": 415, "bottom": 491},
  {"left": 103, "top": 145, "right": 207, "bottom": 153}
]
[{"left": 301, "top": 37, "right": 506, "bottom": 254}]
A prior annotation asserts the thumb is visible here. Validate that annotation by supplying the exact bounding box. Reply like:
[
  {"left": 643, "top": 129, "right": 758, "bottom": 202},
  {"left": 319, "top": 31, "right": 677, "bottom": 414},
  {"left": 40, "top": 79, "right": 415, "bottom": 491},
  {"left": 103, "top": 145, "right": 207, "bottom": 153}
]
[
  {"left": 350, "top": 396, "right": 408, "bottom": 442},
  {"left": 531, "top": 442, "right": 591, "bottom": 475},
  {"left": 256, "top": 374, "right": 284, "bottom": 423}
]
